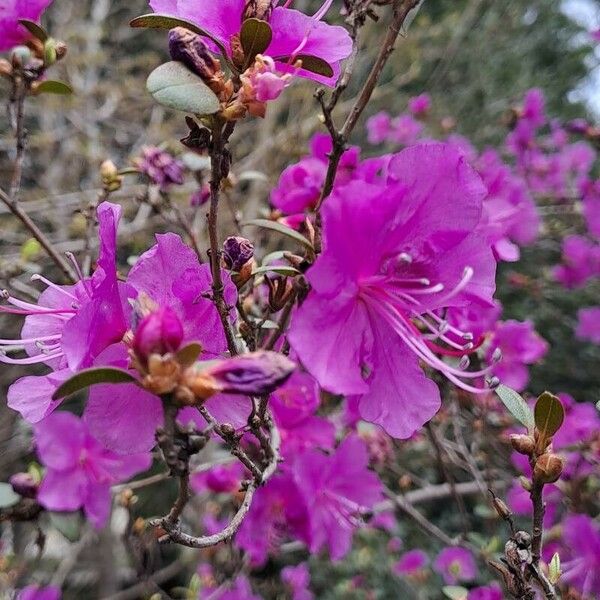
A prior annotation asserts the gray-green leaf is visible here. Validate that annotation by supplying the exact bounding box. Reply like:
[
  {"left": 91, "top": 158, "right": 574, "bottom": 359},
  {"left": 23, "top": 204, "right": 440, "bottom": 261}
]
[
  {"left": 243, "top": 219, "right": 314, "bottom": 252},
  {"left": 442, "top": 586, "right": 468, "bottom": 600},
  {"left": 495, "top": 384, "right": 535, "bottom": 432},
  {"left": 146, "top": 61, "right": 220, "bottom": 115},
  {"left": 52, "top": 367, "right": 138, "bottom": 401}
]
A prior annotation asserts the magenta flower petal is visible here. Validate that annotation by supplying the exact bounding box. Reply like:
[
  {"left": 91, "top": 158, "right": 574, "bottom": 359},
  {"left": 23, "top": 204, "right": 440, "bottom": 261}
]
[
  {"left": 34, "top": 411, "right": 85, "bottom": 470},
  {"left": 17, "top": 585, "right": 61, "bottom": 600},
  {"left": 394, "top": 549, "right": 429, "bottom": 575},
  {"left": 37, "top": 467, "right": 87, "bottom": 512},
  {"left": 83, "top": 482, "right": 112, "bottom": 529},
  {"left": 0, "top": 0, "right": 54, "bottom": 51}
]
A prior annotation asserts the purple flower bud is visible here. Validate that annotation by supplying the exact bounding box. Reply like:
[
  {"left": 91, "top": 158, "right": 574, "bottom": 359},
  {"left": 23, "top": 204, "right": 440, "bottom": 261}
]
[
  {"left": 169, "top": 27, "right": 222, "bottom": 84},
  {"left": 135, "top": 146, "right": 185, "bottom": 190},
  {"left": 9, "top": 472, "right": 38, "bottom": 499},
  {"left": 133, "top": 307, "right": 184, "bottom": 360},
  {"left": 208, "top": 351, "right": 295, "bottom": 395},
  {"left": 222, "top": 236, "right": 255, "bottom": 271},
  {"left": 184, "top": 351, "right": 296, "bottom": 399},
  {"left": 190, "top": 184, "right": 211, "bottom": 207}
]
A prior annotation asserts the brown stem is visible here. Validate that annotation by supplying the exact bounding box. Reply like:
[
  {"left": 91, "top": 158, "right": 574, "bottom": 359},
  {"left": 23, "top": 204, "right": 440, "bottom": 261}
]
[
  {"left": 9, "top": 77, "right": 27, "bottom": 201},
  {"left": 314, "top": 0, "right": 421, "bottom": 213},
  {"left": 207, "top": 121, "right": 238, "bottom": 355}
]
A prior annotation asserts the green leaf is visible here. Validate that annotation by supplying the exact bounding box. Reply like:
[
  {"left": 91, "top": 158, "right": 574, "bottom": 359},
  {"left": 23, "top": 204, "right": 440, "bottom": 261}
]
[
  {"left": 534, "top": 392, "right": 565, "bottom": 439},
  {"left": 0, "top": 483, "right": 20, "bottom": 509},
  {"left": 176, "top": 342, "right": 203, "bottom": 368},
  {"left": 52, "top": 367, "right": 138, "bottom": 401},
  {"left": 34, "top": 80, "right": 73, "bottom": 95},
  {"left": 495, "top": 384, "right": 535, "bottom": 432},
  {"left": 18, "top": 19, "right": 49, "bottom": 42},
  {"left": 261, "top": 250, "right": 289, "bottom": 265},
  {"left": 49, "top": 512, "right": 82, "bottom": 542},
  {"left": 251, "top": 265, "right": 300, "bottom": 277},
  {"left": 442, "top": 587, "right": 468, "bottom": 600},
  {"left": 146, "top": 61, "right": 220, "bottom": 115},
  {"left": 130, "top": 14, "right": 226, "bottom": 53},
  {"left": 240, "top": 18, "right": 272, "bottom": 64},
  {"left": 243, "top": 219, "right": 314, "bottom": 252},
  {"left": 274, "top": 54, "right": 334, "bottom": 78}
]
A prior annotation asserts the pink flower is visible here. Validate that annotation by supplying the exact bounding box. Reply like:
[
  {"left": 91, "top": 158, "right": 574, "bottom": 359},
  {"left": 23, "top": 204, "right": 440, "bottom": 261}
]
[
  {"left": 132, "top": 306, "right": 184, "bottom": 360},
  {"left": 0, "top": 0, "right": 54, "bottom": 52},
  {"left": 393, "top": 549, "right": 429, "bottom": 575},
  {"left": 215, "top": 575, "right": 262, "bottom": 600},
  {"left": 34, "top": 412, "right": 151, "bottom": 528},
  {"left": 489, "top": 320, "right": 548, "bottom": 392},
  {"left": 282, "top": 563, "right": 313, "bottom": 600},
  {"left": 467, "top": 585, "right": 503, "bottom": 600},
  {"left": 389, "top": 114, "right": 423, "bottom": 146},
  {"left": 367, "top": 112, "right": 392, "bottom": 145},
  {"left": 576, "top": 307, "right": 600, "bottom": 344},
  {"left": 84, "top": 232, "right": 239, "bottom": 454},
  {"left": 560, "top": 514, "right": 600, "bottom": 597},
  {"left": 135, "top": 146, "right": 185, "bottom": 190},
  {"left": 191, "top": 461, "right": 245, "bottom": 494},
  {"left": 582, "top": 179, "right": 600, "bottom": 239},
  {"left": 289, "top": 143, "right": 497, "bottom": 439},
  {"left": 3, "top": 203, "right": 130, "bottom": 423},
  {"left": 553, "top": 235, "right": 600, "bottom": 289},
  {"left": 433, "top": 547, "right": 477, "bottom": 585},
  {"left": 408, "top": 93, "right": 431, "bottom": 117},
  {"left": 521, "top": 88, "right": 546, "bottom": 128},
  {"left": 148, "top": 0, "right": 353, "bottom": 86},
  {"left": 292, "top": 436, "right": 383, "bottom": 560}
]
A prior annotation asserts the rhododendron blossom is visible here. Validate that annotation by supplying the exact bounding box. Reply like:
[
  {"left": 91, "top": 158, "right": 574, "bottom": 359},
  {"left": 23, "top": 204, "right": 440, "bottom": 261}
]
[
  {"left": 289, "top": 143, "right": 497, "bottom": 438},
  {"left": 0, "top": 0, "right": 54, "bottom": 52},
  {"left": 148, "top": 0, "right": 353, "bottom": 85}
]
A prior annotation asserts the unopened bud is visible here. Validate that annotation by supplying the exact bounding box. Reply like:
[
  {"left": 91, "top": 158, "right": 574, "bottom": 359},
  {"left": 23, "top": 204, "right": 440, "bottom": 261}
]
[
  {"left": 169, "top": 28, "right": 224, "bottom": 93},
  {"left": 43, "top": 38, "right": 57, "bottom": 66},
  {"left": 548, "top": 552, "right": 561, "bottom": 585},
  {"left": 183, "top": 351, "right": 296, "bottom": 400},
  {"left": 533, "top": 453, "right": 564, "bottom": 484},
  {"left": 9, "top": 472, "right": 38, "bottom": 499},
  {"left": 133, "top": 307, "right": 184, "bottom": 361},
  {"left": 518, "top": 476, "right": 532, "bottom": 492},
  {"left": 266, "top": 275, "right": 295, "bottom": 312},
  {"left": 223, "top": 236, "right": 254, "bottom": 272},
  {"left": 54, "top": 40, "right": 67, "bottom": 60},
  {"left": 100, "top": 159, "right": 123, "bottom": 192},
  {"left": 491, "top": 494, "right": 512, "bottom": 521},
  {"left": 510, "top": 433, "right": 536, "bottom": 456},
  {"left": 243, "top": 0, "right": 274, "bottom": 20}
]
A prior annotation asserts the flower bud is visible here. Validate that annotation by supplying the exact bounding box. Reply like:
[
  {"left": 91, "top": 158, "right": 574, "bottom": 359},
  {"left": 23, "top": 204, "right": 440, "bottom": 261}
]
[
  {"left": 100, "top": 159, "right": 123, "bottom": 192},
  {"left": 510, "top": 433, "right": 535, "bottom": 456},
  {"left": 9, "top": 472, "right": 38, "bottom": 499},
  {"left": 133, "top": 307, "right": 184, "bottom": 361},
  {"left": 222, "top": 236, "right": 254, "bottom": 272},
  {"left": 266, "top": 275, "right": 295, "bottom": 312},
  {"left": 183, "top": 351, "right": 296, "bottom": 400},
  {"left": 11, "top": 45, "right": 33, "bottom": 69},
  {"left": 533, "top": 453, "right": 564, "bottom": 484},
  {"left": 43, "top": 38, "right": 57, "bottom": 66},
  {"left": 243, "top": 0, "right": 274, "bottom": 20},
  {"left": 548, "top": 552, "right": 561, "bottom": 585},
  {"left": 169, "top": 27, "right": 225, "bottom": 94}
]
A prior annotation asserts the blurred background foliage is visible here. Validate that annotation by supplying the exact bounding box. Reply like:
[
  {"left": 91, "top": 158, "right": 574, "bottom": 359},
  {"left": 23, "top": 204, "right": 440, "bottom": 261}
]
[{"left": 1, "top": 0, "right": 599, "bottom": 598}]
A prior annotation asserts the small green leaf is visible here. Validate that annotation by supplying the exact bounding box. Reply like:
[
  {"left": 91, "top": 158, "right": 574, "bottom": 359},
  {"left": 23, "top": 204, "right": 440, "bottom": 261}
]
[
  {"left": 243, "top": 219, "right": 314, "bottom": 252},
  {"left": 251, "top": 265, "right": 300, "bottom": 277},
  {"left": 442, "top": 586, "right": 468, "bottom": 600},
  {"left": 0, "top": 483, "right": 21, "bottom": 508},
  {"left": 147, "top": 61, "right": 220, "bottom": 115},
  {"left": 130, "top": 14, "right": 226, "bottom": 55},
  {"left": 34, "top": 80, "right": 73, "bottom": 95},
  {"left": 274, "top": 54, "right": 334, "bottom": 78},
  {"left": 176, "top": 342, "right": 203, "bottom": 368},
  {"left": 495, "top": 384, "right": 535, "bottom": 432},
  {"left": 240, "top": 18, "right": 272, "bottom": 64},
  {"left": 52, "top": 367, "right": 138, "bottom": 401},
  {"left": 534, "top": 392, "right": 565, "bottom": 439},
  {"left": 261, "top": 250, "right": 289, "bottom": 265},
  {"left": 18, "top": 19, "right": 48, "bottom": 42},
  {"left": 49, "top": 512, "right": 82, "bottom": 542}
]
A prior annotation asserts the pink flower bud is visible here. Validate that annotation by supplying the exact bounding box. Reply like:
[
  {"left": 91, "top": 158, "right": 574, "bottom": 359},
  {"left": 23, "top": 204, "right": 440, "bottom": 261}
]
[
  {"left": 133, "top": 307, "right": 184, "bottom": 360},
  {"left": 9, "top": 472, "right": 38, "bottom": 499}
]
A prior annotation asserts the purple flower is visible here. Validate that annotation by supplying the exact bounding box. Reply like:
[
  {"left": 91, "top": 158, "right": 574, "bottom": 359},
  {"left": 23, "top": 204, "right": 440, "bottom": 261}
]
[
  {"left": 3, "top": 202, "right": 130, "bottom": 423},
  {"left": 148, "top": 0, "right": 353, "bottom": 86},
  {"left": 236, "top": 473, "right": 310, "bottom": 566},
  {"left": 561, "top": 514, "right": 600, "bottom": 597},
  {"left": 582, "top": 180, "right": 600, "bottom": 239},
  {"left": 0, "top": 0, "right": 54, "bottom": 52},
  {"left": 408, "top": 93, "right": 431, "bottom": 117},
  {"left": 367, "top": 112, "right": 392, "bottom": 145},
  {"left": 521, "top": 88, "right": 546, "bottom": 128},
  {"left": 553, "top": 235, "right": 600, "bottom": 289},
  {"left": 389, "top": 114, "right": 423, "bottom": 146},
  {"left": 17, "top": 586, "right": 61, "bottom": 600},
  {"left": 215, "top": 575, "right": 262, "bottom": 600},
  {"left": 135, "top": 146, "right": 185, "bottom": 190},
  {"left": 282, "top": 563, "right": 313, "bottom": 600},
  {"left": 489, "top": 320, "right": 548, "bottom": 392},
  {"left": 289, "top": 143, "right": 497, "bottom": 439},
  {"left": 467, "top": 585, "right": 503, "bottom": 600},
  {"left": 393, "top": 549, "right": 429, "bottom": 575},
  {"left": 191, "top": 461, "right": 244, "bottom": 494},
  {"left": 433, "top": 547, "right": 477, "bottom": 585},
  {"left": 292, "top": 436, "right": 383, "bottom": 560},
  {"left": 84, "top": 232, "right": 238, "bottom": 454},
  {"left": 34, "top": 412, "right": 151, "bottom": 528},
  {"left": 576, "top": 307, "right": 600, "bottom": 344},
  {"left": 270, "top": 371, "right": 335, "bottom": 456}
]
